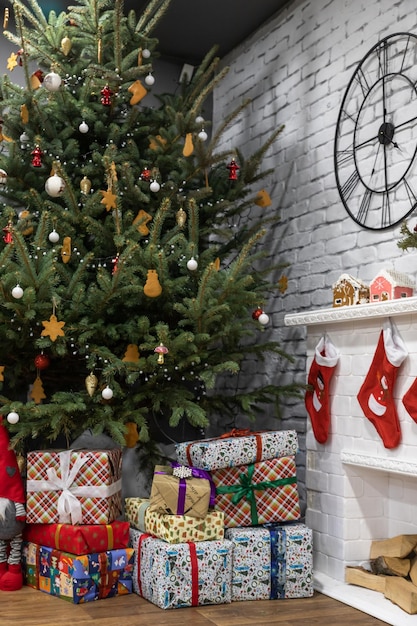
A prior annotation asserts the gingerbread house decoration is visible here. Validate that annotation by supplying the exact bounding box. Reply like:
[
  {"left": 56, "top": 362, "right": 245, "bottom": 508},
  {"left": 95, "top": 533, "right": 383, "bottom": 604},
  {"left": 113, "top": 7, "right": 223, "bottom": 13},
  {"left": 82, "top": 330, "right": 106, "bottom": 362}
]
[
  {"left": 332, "top": 273, "right": 370, "bottom": 307},
  {"left": 369, "top": 268, "right": 415, "bottom": 302}
]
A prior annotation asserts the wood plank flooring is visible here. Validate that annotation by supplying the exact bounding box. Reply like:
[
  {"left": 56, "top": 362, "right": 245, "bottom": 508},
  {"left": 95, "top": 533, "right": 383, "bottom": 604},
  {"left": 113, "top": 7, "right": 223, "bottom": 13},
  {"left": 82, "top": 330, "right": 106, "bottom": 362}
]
[{"left": 0, "top": 587, "right": 389, "bottom": 625}]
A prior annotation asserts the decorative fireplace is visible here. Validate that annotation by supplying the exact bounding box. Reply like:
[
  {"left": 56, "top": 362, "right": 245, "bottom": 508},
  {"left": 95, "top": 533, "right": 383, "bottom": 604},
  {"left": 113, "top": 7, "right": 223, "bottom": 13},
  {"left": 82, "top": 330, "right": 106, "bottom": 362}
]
[{"left": 285, "top": 297, "right": 417, "bottom": 626}]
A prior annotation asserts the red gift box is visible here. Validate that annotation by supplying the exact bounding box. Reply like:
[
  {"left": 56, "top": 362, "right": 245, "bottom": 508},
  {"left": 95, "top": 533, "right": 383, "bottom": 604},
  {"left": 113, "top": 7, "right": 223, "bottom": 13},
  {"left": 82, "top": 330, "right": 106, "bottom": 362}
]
[
  {"left": 26, "top": 448, "right": 122, "bottom": 525},
  {"left": 211, "top": 456, "right": 301, "bottom": 528},
  {"left": 23, "top": 521, "right": 130, "bottom": 555}
]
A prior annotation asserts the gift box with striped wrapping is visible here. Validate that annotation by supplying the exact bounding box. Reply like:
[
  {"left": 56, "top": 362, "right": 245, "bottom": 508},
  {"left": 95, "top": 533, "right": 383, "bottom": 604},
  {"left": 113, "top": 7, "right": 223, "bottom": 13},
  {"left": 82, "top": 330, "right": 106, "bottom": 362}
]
[
  {"left": 211, "top": 456, "right": 301, "bottom": 528},
  {"left": 26, "top": 448, "right": 122, "bottom": 525}
]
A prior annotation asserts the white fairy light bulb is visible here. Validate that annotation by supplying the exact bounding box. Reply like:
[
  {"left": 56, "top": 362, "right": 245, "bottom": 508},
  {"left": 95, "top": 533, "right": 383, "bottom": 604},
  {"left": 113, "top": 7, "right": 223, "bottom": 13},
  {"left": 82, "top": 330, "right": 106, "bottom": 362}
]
[
  {"left": 142, "top": 48, "right": 151, "bottom": 59},
  {"left": 43, "top": 71, "right": 62, "bottom": 92},
  {"left": 7, "top": 411, "right": 19, "bottom": 424},
  {"left": 187, "top": 257, "right": 198, "bottom": 271},
  {"left": 145, "top": 73, "right": 155, "bottom": 86},
  {"left": 101, "top": 385, "right": 113, "bottom": 400},
  {"left": 78, "top": 121, "right": 89, "bottom": 133},
  {"left": 48, "top": 229, "right": 60, "bottom": 243},
  {"left": 12, "top": 284, "right": 24, "bottom": 299},
  {"left": 258, "top": 312, "right": 270, "bottom": 325},
  {"left": 150, "top": 180, "right": 160, "bottom": 193},
  {"left": 45, "top": 173, "right": 65, "bottom": 197}
]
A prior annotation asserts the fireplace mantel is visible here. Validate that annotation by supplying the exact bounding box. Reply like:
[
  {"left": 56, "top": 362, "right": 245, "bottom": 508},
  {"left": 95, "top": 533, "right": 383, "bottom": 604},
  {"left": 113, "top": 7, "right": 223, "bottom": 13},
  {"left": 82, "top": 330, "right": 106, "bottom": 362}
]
[
  {"left": 285, "top": 297, "right": 417, "bottom": 626},
  {"left": 284, "top": 296, "right": 417, "bottom": 327}
]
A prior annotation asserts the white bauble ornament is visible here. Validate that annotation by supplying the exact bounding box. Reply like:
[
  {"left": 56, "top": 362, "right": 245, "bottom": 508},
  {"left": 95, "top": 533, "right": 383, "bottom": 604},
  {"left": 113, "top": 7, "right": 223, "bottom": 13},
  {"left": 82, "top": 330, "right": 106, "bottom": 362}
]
[
  {"left": 142, "top": 48, "right": 151, "bottom": 59},
  {"left": 0, "top": 169, "right": 7, "bottom": 186},
  {"left": 78, "top": 121, "right": 89, "bottom": 133},
  {"left": 198, "top": 129, "right": 208, "bottom": 141},
  {"left": 48, "top": 229, "right": 60, "bottom": 243},
  {"left": 101, "top": 385, "right": 113, "bottom": 400},
  {"left": 20, "top": 132, "right": 29, "bottom": 149},
  {"left": 145, "top": 73, "right": 155, "bottom": 86},
  {"left": 7, "top": 411, "right": 19, "bottom": 424},
  {"left": 187, "top": 257, "right": 198, "bottom": 271},
  {"left": 150, "top": 180, "right": 160, "bottom": 193},
  {"left": 45, "top": 173, "right": 65, "bottom": 197},
  {"left": 12, "top": 284, "right": 23, "bottom": 299},
  {"left": 43, "top": 71, "right": 62, "bottom": 92},
  {"left": 195, "top": 116, "right": 204, "bottom": 125},
  {"left": 258, "top": 312, "right": 270, "bottom": 325}
]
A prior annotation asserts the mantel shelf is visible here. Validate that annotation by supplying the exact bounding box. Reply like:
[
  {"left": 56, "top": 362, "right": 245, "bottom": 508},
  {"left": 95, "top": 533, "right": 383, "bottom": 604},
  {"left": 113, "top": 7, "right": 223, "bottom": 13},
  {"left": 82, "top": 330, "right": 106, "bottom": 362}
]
[
  {"left": 284, "top": 296, "right": 417, "bottom": 327},
  {"left": 341, "top": 451, "right": 417, "bottom": 477}
]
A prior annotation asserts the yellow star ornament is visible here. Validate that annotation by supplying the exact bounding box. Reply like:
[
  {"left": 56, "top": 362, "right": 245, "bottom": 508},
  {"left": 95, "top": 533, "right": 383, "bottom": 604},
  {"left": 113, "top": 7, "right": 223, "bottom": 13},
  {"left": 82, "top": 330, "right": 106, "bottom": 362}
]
[
  {"left": 7, "top": 52, "right": 18, "bottom": 72},
  {"left": 41, "top": 314, "right": 66, "bottom": 341},
  {"left": 100, "top": 188, "right": 117, "bottom": 212}
]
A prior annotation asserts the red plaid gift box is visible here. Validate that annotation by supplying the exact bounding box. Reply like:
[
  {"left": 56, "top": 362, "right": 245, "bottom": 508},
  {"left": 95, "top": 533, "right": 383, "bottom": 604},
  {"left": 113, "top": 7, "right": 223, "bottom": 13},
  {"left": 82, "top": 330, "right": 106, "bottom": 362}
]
[
  {"left": 211, "top": 456, "right": 301, "bottom": 528},
  {"left": 23, "top": 521, "right": 130, "bottom": 555},
  {"left": 26, "top": 448, "right": 122, "bottom": 525}
]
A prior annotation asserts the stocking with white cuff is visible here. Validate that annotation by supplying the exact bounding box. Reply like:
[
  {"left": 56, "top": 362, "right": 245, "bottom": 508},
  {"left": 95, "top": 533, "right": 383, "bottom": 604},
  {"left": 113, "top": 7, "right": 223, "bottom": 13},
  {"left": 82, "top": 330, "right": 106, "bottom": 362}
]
[
  {"left": 305, "top": 335, "right": 340, "bottom": 444},
  {"left": 357, "top": 318, "right": 407, "bottom": 449}
]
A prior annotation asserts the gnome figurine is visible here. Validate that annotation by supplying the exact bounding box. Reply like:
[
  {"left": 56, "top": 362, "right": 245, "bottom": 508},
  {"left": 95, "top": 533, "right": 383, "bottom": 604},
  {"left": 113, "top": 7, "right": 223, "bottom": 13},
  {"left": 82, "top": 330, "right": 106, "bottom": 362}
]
[{"left": 0, "top": 418, "right": 26, "bottom": 591}]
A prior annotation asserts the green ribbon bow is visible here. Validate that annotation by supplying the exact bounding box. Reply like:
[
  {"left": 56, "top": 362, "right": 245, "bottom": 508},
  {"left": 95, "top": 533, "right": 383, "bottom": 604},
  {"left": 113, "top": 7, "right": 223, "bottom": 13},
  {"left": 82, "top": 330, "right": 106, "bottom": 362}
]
[{"left": 216, "top": 463, "right": 297, "bottom": 525}]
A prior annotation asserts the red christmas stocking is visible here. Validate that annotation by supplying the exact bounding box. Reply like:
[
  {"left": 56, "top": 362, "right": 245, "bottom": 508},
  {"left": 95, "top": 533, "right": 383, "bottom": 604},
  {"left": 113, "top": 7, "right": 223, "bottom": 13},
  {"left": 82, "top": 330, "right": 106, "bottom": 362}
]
[
  {"left": 402, "top": 377, "right": 417, "bottom": 423},
  {"left": 305, "top": 335, "right": 339, "bottom": 443},
  {"left": 357, "top": 318, "right": 407, "bottom": 449}
]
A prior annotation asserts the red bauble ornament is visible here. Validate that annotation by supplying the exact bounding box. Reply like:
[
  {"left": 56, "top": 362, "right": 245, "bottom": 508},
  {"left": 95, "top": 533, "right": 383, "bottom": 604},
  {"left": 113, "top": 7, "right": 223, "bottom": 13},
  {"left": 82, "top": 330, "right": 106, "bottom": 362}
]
[
  {"left": 31, "top": 145, "right": 43, "bottom": 167},
  {"left": 141, "top": 167, "right": 151, "bottom": 182},
  {"left": 2, "top": 224, "right": 12, "bottom": 244},
  {"left": 252, "top": 307, "right": 263, "bottom": 320},
  {"left": 34, "top": 353, "right": 50, "bottom": 370},
  {"left": 227, "top": 158, "right": 240, "bottom": 181},
  {"left": 100, "top": 85, "right": 114, "bottom": 106}
]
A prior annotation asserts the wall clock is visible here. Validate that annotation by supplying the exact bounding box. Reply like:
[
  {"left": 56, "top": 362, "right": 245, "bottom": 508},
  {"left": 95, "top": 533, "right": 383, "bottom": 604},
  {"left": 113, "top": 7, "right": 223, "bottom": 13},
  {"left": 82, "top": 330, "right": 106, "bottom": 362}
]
[{"left": 334, "top": 32, "right": 417, "bottom": 230}]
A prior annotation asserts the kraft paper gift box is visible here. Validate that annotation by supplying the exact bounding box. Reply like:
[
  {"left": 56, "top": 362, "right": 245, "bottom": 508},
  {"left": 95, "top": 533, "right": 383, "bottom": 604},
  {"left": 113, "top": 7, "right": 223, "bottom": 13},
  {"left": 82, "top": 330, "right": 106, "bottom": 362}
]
[
  {"left": 225, "top": 523, "right": 313, "bottom": 601},
  {"left": 175, "top": 429, "right": 298, "bottom": 470},
  {"left": 130, "top": 528, "right": 233, "bottom": 609},
  {"left": 125, "top": 497, "right": 224, "bottom": 543},
  {"left": 148, "top": 464, "right": 214, "bottom": 519},
  {"left": 23, "top": 520, "right": 130, "bottom": 555},
  {"left": 211, "top": 456, "right": 301, "bottom": 528},
  {"left": 26, "top": 448, "right": 122, "bottom": 525},
  {"left": 23, "top": 542, "right": 134, "bottom": 603}
]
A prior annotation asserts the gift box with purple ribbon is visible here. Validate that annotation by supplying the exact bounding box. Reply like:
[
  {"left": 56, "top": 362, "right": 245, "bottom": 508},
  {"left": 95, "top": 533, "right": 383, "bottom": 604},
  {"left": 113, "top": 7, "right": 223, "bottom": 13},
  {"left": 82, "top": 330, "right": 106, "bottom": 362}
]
[{"left": 148, "top": 463, "right": 215, "bottom": 519}]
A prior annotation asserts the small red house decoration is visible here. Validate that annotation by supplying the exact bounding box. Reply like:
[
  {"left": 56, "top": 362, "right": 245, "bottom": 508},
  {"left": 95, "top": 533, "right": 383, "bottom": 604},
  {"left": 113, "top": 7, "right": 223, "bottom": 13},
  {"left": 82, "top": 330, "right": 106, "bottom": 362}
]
[
  {"left": 332, "top": 274, "right": 370, "bottom": 307},
  {"left": 369, "top": 269, "right": 414, "bottom": 302}
]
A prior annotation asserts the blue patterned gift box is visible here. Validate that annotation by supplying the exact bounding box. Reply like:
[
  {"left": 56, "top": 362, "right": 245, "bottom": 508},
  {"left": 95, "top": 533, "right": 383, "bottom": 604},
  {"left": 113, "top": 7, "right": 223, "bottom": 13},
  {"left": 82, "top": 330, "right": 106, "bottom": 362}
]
[
  {"left": 130, "top": 528, "right": 233, "bottom": 609},
  {"left": 225, "top": 523, "right": 313, "bottom": 601},
  {"left": 23, "top": 542, "right": 134, "bottom": 603}
]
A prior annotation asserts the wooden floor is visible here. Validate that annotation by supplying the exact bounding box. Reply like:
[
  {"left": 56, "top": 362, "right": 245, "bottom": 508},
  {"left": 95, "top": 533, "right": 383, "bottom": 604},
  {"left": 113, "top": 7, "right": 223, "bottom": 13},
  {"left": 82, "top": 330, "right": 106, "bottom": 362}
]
[{"left": 0, "top": 587, "right": 389, "bottom": 625}]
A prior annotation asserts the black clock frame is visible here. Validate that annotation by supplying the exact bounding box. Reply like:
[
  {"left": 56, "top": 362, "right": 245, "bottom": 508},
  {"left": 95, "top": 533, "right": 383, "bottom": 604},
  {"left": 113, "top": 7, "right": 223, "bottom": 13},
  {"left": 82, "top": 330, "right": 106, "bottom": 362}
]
[{"left": 334, "top": 32, "right": 417, "bottom": 230}]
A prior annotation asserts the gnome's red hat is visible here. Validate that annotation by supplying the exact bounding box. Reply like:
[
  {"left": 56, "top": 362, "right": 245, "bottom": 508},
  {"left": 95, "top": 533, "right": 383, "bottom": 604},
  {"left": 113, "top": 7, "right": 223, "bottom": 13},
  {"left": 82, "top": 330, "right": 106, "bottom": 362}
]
[{"left": 0, "top": 417, "right": 25, "bottom": 504}]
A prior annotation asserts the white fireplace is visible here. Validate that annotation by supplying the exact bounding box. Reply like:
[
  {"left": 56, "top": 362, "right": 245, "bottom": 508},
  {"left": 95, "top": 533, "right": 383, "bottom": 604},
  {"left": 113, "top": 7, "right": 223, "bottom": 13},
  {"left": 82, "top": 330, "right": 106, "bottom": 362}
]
[{"left": 285, "top": 298, "right": 417, "bottom": 626}]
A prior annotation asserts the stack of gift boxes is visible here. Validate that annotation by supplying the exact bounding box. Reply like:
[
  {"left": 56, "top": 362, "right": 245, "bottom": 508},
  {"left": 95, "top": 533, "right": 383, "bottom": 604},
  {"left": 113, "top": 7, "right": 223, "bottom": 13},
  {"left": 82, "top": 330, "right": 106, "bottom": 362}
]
[
  {"left": 21, "top": 447, "right": 134, "bottom": 604},
  {"left": 125, "top": 429, "right": 314, "bottom": 609}
]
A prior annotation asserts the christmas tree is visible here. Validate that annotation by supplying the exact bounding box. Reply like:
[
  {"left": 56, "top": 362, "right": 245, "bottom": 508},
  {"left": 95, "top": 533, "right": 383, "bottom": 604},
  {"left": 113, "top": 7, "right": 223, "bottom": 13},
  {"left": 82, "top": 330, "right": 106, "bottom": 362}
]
[{"left": 0, "top": 0, "right": 299, "bottom": 455}]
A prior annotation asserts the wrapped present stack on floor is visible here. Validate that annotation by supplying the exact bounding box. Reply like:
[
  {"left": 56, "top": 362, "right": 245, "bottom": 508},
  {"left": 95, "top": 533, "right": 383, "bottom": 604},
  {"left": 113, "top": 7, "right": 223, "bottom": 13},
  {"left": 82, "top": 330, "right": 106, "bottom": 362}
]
[
  {"left": 175, "top": 429, "right": 314, "bottom": 602},
  {"left": 126, "top": 460, "right": 233, "bottom": 609},
  {"left": 22, "top": 447, "right": 134, "bottom": 603}
]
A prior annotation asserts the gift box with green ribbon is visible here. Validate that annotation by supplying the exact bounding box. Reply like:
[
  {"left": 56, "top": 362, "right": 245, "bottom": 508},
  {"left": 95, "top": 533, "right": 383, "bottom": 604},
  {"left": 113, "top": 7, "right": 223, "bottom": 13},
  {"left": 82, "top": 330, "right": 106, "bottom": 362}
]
[{"left": 211, "top": 456, "right": 301, "bottom": 528}]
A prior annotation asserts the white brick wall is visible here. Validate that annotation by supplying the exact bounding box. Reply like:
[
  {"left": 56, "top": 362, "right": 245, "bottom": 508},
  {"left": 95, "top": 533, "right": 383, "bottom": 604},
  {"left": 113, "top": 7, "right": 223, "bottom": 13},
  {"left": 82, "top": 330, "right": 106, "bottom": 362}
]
[{"left": 212, "top": 2, "right": 417, "bottom": 621}]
